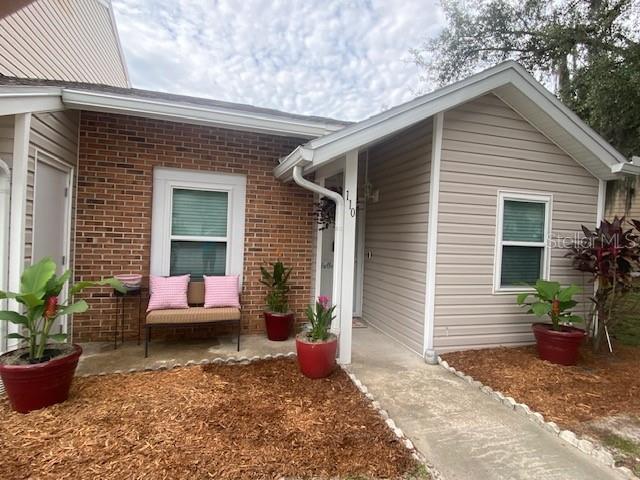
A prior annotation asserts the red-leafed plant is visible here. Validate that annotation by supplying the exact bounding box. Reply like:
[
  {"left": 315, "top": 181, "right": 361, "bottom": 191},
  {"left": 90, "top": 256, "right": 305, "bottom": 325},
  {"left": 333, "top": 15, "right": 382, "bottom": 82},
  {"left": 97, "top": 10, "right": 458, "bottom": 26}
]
[{"left": 566, "top": 217, "right": 640, "bottom": 351}]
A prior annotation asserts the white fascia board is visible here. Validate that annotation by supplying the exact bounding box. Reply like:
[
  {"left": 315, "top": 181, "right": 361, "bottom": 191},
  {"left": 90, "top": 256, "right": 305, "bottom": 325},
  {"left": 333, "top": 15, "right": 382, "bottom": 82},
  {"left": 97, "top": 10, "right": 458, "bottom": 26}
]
[
  {"left": 505, "top": 69, "right": 627, "bottom": 168},
  {"left": 0, "top": 87, "right": 64, "bottom": 115},
  {"left": 105, "top": 0, "right": 132, "bottom": 87},
  {"left": 275, "top": 61, "right": 628, "bottom": 181},
  {"left": 611, "top": 162, "right": 640, "bottom": 175},
  {"left": 306, "top": 62, "right": 517, "bottom": 150},
  {"left": 61, "top": 89, "right": 343, "bottom": 138},
  {"left": 302, "top": 69, "right": 512, "bottom": 172}
]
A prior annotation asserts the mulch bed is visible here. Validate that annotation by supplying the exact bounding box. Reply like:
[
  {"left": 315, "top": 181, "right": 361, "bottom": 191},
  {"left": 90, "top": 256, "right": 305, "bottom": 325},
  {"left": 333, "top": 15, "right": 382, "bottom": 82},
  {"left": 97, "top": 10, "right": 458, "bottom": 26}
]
[
  {"left": 442, "top": 345, "right": 640, "bottom": 429},
  {"left": 0, "top": 359, "right": 418, "bottom": 480}
]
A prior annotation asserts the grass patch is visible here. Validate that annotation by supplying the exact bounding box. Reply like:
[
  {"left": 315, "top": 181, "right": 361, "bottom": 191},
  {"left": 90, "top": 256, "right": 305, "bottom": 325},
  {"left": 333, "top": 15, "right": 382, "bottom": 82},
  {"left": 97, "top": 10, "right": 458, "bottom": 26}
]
[
  {"left": 602, "top": 434, "right": 640, "bottom": 457},
  {"left": 601, "top": 433, "right": 640, "bottom": 475}
]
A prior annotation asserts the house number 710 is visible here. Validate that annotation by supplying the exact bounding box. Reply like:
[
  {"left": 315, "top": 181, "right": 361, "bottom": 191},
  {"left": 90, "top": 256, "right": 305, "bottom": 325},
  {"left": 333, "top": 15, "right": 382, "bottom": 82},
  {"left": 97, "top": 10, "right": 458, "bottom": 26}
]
[{"left": 345, "top": 190, "right": 356, "bottom": 217}]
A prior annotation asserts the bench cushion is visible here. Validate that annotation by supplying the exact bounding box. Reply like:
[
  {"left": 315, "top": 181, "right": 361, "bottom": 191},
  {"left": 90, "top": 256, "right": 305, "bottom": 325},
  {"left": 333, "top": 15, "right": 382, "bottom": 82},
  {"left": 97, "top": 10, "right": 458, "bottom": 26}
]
[{"left": 146, "top": 307, "right": 240, "bottom": 325}]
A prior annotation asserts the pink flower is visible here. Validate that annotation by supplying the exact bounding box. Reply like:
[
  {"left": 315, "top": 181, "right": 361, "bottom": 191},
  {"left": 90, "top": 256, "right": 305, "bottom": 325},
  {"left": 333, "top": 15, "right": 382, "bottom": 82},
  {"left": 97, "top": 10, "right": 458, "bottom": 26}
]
[{"left": 317, "top": 295, "right": 330, "bottom": 309}]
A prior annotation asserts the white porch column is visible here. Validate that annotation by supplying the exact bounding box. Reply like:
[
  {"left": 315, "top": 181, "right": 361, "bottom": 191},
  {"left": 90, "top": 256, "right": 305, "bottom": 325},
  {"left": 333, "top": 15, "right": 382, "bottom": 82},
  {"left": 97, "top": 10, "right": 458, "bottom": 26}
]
[
  {"left": 7, "top": 113, "right": 31, "bottom": 351},
  {"left": 339, "top": 150, "right": 358, "bottom": 364}
]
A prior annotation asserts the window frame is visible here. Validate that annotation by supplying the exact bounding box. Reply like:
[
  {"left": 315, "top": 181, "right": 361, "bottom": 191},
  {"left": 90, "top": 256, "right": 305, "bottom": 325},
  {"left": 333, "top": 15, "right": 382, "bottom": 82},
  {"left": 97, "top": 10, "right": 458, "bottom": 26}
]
[
  {"left": 493, "top": 190, "right": 552, "bottom": 294},
  {"left": 151, "top": 168, "right": 246, "bottom": 283}
]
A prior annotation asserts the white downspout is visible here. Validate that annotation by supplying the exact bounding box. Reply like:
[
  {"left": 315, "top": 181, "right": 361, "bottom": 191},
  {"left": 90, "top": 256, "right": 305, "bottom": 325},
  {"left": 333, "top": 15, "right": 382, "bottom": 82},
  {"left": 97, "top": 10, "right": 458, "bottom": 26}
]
[{"left": 292, "top": 165, "right": 344, "bottom": 335}]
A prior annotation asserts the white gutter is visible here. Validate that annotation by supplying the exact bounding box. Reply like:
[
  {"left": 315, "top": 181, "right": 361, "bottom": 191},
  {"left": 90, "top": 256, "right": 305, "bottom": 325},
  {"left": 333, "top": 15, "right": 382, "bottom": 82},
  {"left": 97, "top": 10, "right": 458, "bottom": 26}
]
[
  {"left": 611, "top": 162, "right": 640, "bottom": 176},
  {"left": 62, "top": 89, "right": 343, "bottom": 138},
  {"left": 0, "top": 87, "right": 64, "bottom": 116},
  {"left": 292, "top": 165, "right": 344, "bottom": 334}
]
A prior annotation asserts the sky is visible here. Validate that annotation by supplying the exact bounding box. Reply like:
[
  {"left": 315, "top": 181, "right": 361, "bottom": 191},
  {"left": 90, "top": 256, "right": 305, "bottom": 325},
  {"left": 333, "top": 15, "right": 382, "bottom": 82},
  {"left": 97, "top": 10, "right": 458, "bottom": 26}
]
[{"left": 111, "top": 0, "right": 444, "bottom": 122}]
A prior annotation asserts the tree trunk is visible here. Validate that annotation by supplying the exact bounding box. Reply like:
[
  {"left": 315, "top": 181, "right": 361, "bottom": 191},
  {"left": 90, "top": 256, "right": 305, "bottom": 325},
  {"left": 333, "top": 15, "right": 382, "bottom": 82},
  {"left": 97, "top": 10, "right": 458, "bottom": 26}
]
[{"left": 556, "top": 56, "right": 572, "bottom": 102}]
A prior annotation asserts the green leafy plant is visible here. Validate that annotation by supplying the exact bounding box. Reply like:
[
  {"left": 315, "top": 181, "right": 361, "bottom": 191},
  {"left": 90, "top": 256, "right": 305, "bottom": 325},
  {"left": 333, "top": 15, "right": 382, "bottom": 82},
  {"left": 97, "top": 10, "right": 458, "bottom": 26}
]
[
  {"left": 566, "top": 217, "right": 640, "bottom": 350},
  {"left": 0, "top": 257, "right": 124, "bottom": 362},
  {"left": 517, "top": 280, "right": 583, "bottom": 331},
  {"left": 304, "top": 296, "right": 336, "bottom": 342},
  {"left": 259, "top": 261, "right": 292, "bottom": 313}
]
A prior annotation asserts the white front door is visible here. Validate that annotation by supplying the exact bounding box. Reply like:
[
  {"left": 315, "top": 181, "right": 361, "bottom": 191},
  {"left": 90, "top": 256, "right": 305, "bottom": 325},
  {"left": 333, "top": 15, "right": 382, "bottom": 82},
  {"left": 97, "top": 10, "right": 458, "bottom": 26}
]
[
  {"left": 33, "top": 154, "right": 72, "bottom": 335},
  {"left": 318, "top": 207, "right": 365, "bottom": 316}
]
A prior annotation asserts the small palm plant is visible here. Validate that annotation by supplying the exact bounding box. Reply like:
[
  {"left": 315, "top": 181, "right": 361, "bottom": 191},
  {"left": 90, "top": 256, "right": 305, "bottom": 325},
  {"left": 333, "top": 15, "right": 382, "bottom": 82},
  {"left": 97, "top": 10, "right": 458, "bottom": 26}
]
[
  {"left": 0, "top": 257, "right": 123, "bottom": 362},
  {"left": 260, "top": 261, "right": 292, "bottom": 313},
  {"left": 516, "top": 280, "right": 583, "bottom": 330},
  {"left": 304, "top": 296, "right": 336, "bottom": 342}
]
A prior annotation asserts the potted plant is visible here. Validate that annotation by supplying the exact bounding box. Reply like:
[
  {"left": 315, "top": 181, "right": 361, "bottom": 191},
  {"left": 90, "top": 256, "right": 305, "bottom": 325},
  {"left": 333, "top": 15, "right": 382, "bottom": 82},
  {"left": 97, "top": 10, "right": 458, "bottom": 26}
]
[
  {"left": 260, "top": 261, "right": 294, "bottom": 341},
  {"left": 0, "top": 257, "right": 123, "bottom": 413},
  {"left": 296, "top": 295, "right": 337, "bottom": 378},
  {"left": 517, "top": 280, "right": 585, "bottom": 366}
]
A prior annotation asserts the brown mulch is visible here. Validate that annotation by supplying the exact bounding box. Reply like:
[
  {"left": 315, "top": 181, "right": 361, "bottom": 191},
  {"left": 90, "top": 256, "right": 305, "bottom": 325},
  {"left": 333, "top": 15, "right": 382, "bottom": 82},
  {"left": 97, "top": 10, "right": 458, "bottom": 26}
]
[
  {"left": 442, "top": 344, "right": 640, "bottom": 430},
  {"left": 0, "top": 359, "right": 418, "bottom": 480}
]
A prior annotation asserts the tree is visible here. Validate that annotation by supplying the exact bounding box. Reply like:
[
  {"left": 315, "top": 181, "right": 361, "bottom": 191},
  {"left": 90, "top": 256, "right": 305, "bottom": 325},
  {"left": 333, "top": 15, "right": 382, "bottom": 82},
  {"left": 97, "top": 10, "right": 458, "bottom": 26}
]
[{"left": 412, "top": 0, "right": 640, "bottom": 205}]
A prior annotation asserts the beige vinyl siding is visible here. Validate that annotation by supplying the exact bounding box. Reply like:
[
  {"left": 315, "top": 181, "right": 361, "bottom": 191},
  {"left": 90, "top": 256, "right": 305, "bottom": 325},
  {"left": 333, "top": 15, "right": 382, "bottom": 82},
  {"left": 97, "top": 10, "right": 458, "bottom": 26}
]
[
  {"left": 362, "top": 119, "right": 432, "bottom": 354},
  {"left": 434, "top": 94, "right": 599, "bottom": 352},
  {"left": 0, "top": 116, "right": 14, "bottom": 167},
  {"left": 24, "top": 110, "right": 79, "bottom": 265},
  {"left": 0, "top": 0, "right": 128, "bottom": 87}
]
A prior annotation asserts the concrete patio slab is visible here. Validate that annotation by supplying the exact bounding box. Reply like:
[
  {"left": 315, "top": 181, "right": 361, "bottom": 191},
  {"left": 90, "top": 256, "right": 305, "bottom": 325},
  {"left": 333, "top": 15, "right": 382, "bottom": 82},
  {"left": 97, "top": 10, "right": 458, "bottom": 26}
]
[
  {"left": 77, "top": 334, "right": 295, "bottom": 375},
  {"left": 347, "top": 327, "right": 623, "bottom": 480}
]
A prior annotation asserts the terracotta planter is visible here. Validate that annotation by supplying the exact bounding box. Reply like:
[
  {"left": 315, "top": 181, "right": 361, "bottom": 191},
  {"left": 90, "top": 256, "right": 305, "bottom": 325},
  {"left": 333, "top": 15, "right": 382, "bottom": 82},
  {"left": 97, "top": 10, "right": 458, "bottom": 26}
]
[
  {"left": 532, "top": 323, "right": 586, "bottom": 366},
  {"left": 264, "top": 311, "right": 294, "bottom": 341},
  {"left": 0, "top": 344, "right": 82, "bottom": 413},
  {"left": 296, "top": 333, "right": 337, "bottom": 379}
]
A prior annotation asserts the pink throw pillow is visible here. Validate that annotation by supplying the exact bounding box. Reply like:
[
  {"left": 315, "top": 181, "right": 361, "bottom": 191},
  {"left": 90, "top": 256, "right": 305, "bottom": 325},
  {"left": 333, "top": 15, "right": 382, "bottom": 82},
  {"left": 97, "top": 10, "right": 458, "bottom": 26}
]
[
  {"left": 204, "top": 275, "right": 240, "bottom": 308},
  {"left": 147, "top": 274, "right": 190, "bottom": 312}
]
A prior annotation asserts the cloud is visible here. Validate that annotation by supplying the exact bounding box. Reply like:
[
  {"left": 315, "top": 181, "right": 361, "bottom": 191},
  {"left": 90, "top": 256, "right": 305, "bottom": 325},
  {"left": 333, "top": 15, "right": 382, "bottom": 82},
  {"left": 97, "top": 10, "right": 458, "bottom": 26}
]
[{"left": 112, "top": 0, "right": 444, "bottom": 121}]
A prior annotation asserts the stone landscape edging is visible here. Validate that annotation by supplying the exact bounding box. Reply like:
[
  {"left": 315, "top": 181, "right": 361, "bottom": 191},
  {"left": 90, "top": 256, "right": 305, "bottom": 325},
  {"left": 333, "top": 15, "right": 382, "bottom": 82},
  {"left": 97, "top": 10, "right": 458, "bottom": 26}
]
[
  {"left": 75, "top": 353, "right": 441, "bottom": 478},
  {"left": 436, "top": 356, "right": 638, "bottom": 480}
]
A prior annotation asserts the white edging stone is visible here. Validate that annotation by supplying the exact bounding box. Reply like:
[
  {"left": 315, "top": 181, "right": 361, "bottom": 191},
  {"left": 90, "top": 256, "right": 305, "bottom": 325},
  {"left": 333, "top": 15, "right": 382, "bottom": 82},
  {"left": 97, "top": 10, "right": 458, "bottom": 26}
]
[{"left": 437, "top": 356, "right": 633, "bottom": 478}]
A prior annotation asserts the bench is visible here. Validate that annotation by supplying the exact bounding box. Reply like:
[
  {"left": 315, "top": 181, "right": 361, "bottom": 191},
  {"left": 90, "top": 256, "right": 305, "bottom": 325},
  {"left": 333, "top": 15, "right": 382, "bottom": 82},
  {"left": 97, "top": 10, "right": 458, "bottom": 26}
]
[{"left": 144, "top": 281, "right": 241, "bottom": 357}]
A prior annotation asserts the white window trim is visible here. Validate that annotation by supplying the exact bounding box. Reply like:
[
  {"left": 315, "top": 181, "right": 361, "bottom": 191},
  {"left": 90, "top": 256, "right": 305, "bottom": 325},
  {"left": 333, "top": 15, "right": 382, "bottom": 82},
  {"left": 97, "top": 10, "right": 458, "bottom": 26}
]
[
  {"left": 493, "top": 190, "right": 553, "bottom": 294},
  {"left": 150, "top": 168, "right": 246, "bottom": 283}
]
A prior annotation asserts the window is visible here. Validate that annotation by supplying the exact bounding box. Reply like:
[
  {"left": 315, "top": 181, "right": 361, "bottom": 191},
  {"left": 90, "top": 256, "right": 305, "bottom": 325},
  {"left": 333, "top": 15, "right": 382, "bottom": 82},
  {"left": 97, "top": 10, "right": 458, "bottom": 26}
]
[
  {"left": 494, "top": 191, "right": 551, "bottom": 292},
  {"left": 151, "top": 168, "right": 246, "bottom": 281}
]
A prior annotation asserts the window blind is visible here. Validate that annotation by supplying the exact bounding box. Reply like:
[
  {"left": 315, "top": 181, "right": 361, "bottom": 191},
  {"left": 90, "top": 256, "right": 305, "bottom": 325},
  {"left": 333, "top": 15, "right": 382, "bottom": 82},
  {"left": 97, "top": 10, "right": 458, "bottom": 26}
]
[
  {"left": 500, "top": 245, "right": 543, "bottom": 287},
  {"left": 171, "top": 189, "right": 228, "bottom": 237},
  {"left": 502, "top": 200, "right": 545, "bottom": 242}
]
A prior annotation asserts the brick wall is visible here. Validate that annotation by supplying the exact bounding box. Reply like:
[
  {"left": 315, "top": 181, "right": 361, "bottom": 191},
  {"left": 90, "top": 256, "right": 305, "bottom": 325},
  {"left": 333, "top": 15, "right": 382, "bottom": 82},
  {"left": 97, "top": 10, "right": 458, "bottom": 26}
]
[{"left": 74, "top": 111, "right": 315, "bottom": 342}]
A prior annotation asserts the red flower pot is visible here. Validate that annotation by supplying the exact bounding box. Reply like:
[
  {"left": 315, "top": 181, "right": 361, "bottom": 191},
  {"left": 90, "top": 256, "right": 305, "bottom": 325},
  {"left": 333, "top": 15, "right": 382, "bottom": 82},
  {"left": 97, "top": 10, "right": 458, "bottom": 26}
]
[
  {"left": 264, "top": 311, "right": 294, "bottom": 341},
  {"left": 532, "top": 323, "right": 586, "bottom": 366},
  {"left": 296, "top": 333, "right": 337, "bottom": 379},
  {"left": 0, "top": 344, "right": 82, "bottom": 413}
]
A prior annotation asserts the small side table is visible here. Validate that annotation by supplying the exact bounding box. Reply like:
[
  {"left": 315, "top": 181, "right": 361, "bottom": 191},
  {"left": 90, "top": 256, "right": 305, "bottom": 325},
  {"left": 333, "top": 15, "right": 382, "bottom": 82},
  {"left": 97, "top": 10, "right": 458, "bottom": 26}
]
[{"left": 113, "top": 286, "right": 148, "bottom": 349}]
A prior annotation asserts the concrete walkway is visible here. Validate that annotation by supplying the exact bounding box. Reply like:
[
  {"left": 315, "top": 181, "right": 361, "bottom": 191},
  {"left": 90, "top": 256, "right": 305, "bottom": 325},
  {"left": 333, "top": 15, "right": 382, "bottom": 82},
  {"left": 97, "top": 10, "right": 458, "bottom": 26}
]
[{"left": 348, "top": 328, "right": 622, "bottom": 480}]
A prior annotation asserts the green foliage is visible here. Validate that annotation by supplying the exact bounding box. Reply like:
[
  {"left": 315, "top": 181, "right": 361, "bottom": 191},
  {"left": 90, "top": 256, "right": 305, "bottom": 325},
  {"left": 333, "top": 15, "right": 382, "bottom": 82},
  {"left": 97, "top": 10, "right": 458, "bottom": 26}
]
[
  {"left": 303, "top": 296, "right": 336, "bottom": 342},
  {"left": 566, "top": 217, "right": 640, "bottom": 349},
  {"left": 609, "top": 279, "right": 640, "bottom": 345},
  {"left": 0, "top": 257, "right": 124, "bottom": 362},
  {"left": 259, "top": 261, "right": 292, "bottom": 314},
  {"left": 412, "top": 0, "right": 640, "bottom": 159},
  {"left": 517, "top": 280, "right": 583, "bottom": 330}
]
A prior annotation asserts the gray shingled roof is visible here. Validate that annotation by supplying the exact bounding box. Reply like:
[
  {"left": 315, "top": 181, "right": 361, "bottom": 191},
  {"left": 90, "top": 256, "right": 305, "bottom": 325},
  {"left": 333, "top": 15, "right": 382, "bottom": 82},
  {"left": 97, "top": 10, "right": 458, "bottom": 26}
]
[{"left": 0, "top": 75, "right": 350, "bottom": 127}]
